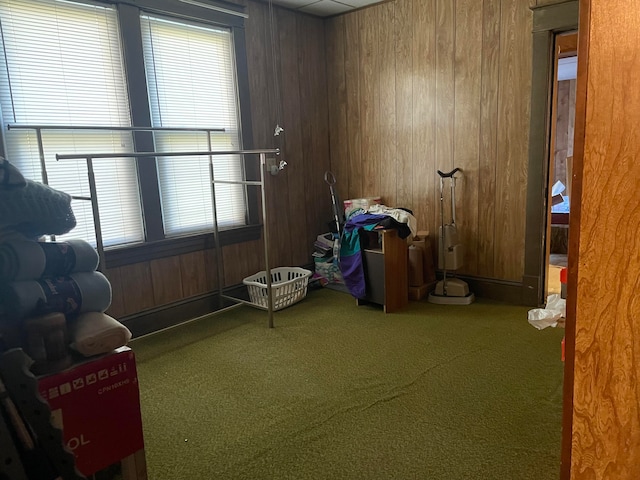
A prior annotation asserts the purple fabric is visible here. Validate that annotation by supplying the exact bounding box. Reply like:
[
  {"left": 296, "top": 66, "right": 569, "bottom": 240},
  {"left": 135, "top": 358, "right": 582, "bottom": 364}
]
[{"left": 339, "top": 214, "right": 389, "bottom": 299}]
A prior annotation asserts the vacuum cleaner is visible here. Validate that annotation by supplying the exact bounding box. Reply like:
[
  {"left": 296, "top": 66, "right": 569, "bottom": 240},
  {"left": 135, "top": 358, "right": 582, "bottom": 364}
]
[{"left": 428, "top": 167, "right": 475, "bottom": 305}]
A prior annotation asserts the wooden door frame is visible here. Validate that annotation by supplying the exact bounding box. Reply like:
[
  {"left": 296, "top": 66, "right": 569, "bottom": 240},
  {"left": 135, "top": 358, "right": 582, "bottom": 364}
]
[
  {"left": 522, "top": 1, "right": 579, "bottom": 307},
  {"left": 525, "top": 2, "right": 581, "bottom": 479}
]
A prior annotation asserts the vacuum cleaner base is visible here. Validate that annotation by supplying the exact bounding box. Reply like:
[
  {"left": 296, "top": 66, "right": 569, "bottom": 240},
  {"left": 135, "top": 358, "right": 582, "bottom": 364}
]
[
  {"left": 428, "top": 278, "right": 475, "bottom": 305},
  {"left": 428, "top": 292, "right": 475, "bottom": 305}
]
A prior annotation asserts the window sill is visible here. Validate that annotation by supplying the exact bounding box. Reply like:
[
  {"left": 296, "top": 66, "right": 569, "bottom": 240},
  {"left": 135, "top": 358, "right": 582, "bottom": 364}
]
[{"left": 104, "top": 224, "right": 262, "bottom": 268}]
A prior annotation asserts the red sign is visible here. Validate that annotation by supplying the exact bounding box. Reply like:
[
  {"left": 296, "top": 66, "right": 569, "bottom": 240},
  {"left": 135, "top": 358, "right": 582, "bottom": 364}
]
[{"left": 37, "top": 346, "right": 145, "bottom": 476}]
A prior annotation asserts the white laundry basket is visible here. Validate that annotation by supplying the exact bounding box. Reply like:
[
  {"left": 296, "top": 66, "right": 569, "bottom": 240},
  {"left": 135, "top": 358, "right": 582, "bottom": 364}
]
[{"left": 243, "top": 267, "right": 312, "bottom": 311}]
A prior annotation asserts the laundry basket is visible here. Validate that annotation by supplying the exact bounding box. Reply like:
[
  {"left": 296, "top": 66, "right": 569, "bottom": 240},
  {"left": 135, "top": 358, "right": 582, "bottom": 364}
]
[{"left": 243, "top": 267, "right": 312, "bottom": 311}]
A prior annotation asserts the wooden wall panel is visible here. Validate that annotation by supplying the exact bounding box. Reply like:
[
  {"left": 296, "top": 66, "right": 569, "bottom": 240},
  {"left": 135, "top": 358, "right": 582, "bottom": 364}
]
[
  {"left": 244, "top": 1, "right": 329, "bottom": 269},
  {"left": 554, "top": 81, "right": 570, "bottom": 186},
  {"left": 277, "top": 9, "right": 308, "bottom": 266},
  {"left": 394, "top": 0, "right": 413, "bottom": 210},
  {"left": 454, "top": 0, "right": 483, "bottom": 275},
  {"left": 245, "top": 1, "right": 330, "bottom": 271},
  {"left": 245, "top": 1, "right": 285, "bottom": 269},
  {"left": 434, "top": 0, "right": 455, "bottom": 245},
  {"left": 477, "top": 0, "right": 500, "bottom": 278},
  {"left": 179, "top": 250, "right": 208, "bottom": 298},
  {"left": 297, "top": 13, "right": 331, "bottom": 249},
  {"left": 105, "top": 267, "right": 125, "bottom": 319},
  {"left": 203, "top": 248, "right": 220, "bottom": 291},
  {"left": 107, "top": 241, "right": 263, "bottom": 318},
  {"left": 327, "top": 0, "right": 533, "bottom": 281},
  {"left": 435, "top": 0, "right": 455, "bottom": 196},
  {"left": 411, "top": 0, "right": 436, "bottom": 234},
  {"left": 221, "top": 243, "right": 248, "bottom": 286},
  {"left": 222, "top": 239, "right": 264, "bottom": 286},
  {"left": 265, "top": 10, "right": 294, "bottom": 270},
  {"left": 359, "top": 8, "right": 381, "bottom": 198},
  {"left": 150, "top": 256, "right": 183, "bottom": 306},
  {"left": 567, "top": 0, "right": 640, "bottom": 476},
  {"left": 245, "top": 2, "right": 273, "bottom": 151},
  {"left": 554, "top": 79, "right": 577, "bottom": 198},
  {"left": 494, "top": 0, "right": 531, "bottom": 280},
  {"left": 119, "top": 263, "right": 155, "bottom": 314},
  {"left": 309, "top": 17, "right": 331, "bottom": 241},
  {"left": 378, "top": 2, "right": 397, "bottom": 207},
  {"left": 345, "top": 13, "right": 362, "bottom": 199},
  {"left": 325, "top": 17, "right": 349, "bottom": 211}
]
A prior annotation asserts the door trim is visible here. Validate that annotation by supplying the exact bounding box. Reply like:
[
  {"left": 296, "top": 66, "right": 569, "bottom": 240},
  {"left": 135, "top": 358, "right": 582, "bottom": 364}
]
[{"left": 522, "top": 1, "right": 578, "bottom": 306}]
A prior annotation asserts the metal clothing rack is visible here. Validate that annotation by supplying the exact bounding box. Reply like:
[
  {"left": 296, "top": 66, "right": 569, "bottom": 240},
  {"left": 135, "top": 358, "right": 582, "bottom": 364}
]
[{"left": 7, "top": 124, "right": 283, "bottom": 328}]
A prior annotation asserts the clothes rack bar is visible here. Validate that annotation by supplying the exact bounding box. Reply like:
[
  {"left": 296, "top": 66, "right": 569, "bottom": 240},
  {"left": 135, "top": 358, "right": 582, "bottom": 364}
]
[{"left": 7, "top": 123, "right": 280, "bottom": 328}]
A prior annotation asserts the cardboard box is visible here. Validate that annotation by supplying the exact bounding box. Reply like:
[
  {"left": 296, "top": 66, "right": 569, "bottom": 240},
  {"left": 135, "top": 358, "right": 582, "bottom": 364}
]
[
  {"left": 409, "top": 283, "right": 435, "bottom": 301},
  {"left": 343, "top": 197, "right": 382, "bottom": 216},
  {"left": 411, "top": 231, "right": 436, "bottom": 284},
  {"left": 37, "top": 347, "right": 144, "bottom": 476}
]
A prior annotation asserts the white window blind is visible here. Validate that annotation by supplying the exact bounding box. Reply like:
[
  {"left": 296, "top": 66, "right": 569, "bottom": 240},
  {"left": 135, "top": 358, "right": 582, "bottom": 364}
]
[
  {"left": 140, "top": 14, "right": 246, "bottom": 237},
  {"left": 0, "top": 0, "right": 144, "bottom": 247}
]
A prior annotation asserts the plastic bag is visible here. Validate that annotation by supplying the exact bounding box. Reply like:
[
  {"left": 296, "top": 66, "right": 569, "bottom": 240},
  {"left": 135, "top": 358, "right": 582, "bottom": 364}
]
[{"left": 527, "top": 294, "right": 566, "bottom": 330}]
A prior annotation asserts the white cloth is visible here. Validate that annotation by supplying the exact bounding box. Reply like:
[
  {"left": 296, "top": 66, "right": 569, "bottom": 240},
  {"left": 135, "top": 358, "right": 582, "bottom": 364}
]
[
  {"left": 527, "top": 294, "right": 566, "bottom": 330},
  {"left": 70, "top": 312, "right": 131, "bottom": 357},
  {"left": 366, "top": 205, "right": 418, "bottom": 237}
]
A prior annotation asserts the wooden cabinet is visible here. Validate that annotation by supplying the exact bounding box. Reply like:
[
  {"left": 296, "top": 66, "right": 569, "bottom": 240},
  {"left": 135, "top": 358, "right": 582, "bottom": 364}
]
[{"left": 356, "top": 229, "right": 408, "bottom": 313}]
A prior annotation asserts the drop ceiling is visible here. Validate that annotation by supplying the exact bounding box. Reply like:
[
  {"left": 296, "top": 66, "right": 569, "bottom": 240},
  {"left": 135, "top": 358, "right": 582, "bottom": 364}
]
[{"left": 267, "top": 0, "right": 382, "bottom": 17}]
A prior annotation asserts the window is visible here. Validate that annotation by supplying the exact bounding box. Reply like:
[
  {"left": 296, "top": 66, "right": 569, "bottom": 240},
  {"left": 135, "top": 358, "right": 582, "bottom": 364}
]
[
  {"left": 0, "top": 0, "right": 143, "bottom": 247},
  {"left": 0, "top": 0, "right": 250, "bottom": 252},
  {"left": 141, "top": 15, "right": 246, "bottom": 236}
]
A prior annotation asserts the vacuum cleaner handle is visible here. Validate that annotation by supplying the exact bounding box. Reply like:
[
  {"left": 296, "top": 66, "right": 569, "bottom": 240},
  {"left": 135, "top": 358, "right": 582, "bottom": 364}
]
[{"left": 437, "top": 168, "right": 461, "bottom": 178}]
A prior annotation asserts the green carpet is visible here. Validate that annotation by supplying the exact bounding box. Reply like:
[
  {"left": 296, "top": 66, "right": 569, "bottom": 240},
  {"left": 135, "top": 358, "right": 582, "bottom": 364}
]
[{"left": 131, "top": 288, "right": 564, "bottom": 480}]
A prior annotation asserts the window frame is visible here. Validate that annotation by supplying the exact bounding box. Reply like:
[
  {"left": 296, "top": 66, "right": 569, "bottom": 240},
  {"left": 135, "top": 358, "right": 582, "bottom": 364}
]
[{"left": 0, "top": 0, "right": 259, "bottom": 267}]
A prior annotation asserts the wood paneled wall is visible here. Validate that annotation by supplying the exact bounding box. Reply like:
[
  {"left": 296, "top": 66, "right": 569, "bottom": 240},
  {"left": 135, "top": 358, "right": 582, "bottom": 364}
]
[
  {"left": 245, "top": 2, "right": 331, "bottom": 269},
  {"left": 325, "top": 0, "right": 532, "bottom": 281},
  {"left": 105, "top": 3, "right": 330, "bottom": 318},
  {"left": 565, "top": 0, "right": 640, "bottom": 476},
  {"left": 106, "top": 240, "right": 264, "bottom": 318},
  {"left": 554, "top": 79, "right": 576, "bottom": 198}
]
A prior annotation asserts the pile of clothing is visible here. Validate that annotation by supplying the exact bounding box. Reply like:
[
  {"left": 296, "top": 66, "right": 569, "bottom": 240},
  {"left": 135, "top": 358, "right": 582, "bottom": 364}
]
[
  {"left": 0, "top": 158, "right": 131, "bottom": 374},
  {"left": 339, "top": 205, "right": 417, "bottom": 299}
]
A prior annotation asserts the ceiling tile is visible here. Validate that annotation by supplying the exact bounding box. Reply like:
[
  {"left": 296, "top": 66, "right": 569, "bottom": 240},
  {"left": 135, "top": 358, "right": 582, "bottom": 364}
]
[{"left": 299, "top": 0, "right": 354, "bottom": 16}]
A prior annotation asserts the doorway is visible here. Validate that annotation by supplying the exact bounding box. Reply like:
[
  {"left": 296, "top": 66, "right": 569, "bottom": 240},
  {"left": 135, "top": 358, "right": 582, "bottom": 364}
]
[{"left": 545, "top": 32, "right": 577, "bottom": 298}]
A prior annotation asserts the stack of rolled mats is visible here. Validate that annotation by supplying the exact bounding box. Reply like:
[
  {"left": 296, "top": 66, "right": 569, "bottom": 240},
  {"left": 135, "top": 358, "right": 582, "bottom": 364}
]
[{"left": 0, "top": 238, "right": 131, "bottom": 374}]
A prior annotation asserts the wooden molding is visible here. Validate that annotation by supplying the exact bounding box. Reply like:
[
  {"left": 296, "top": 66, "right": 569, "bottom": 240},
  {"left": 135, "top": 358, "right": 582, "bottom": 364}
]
[
  {"left": 524, "top": 1, "right": 579, "bottom": 307},
  {"left": 532, "top": 1, "right": 579, "bottom": 32}
]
